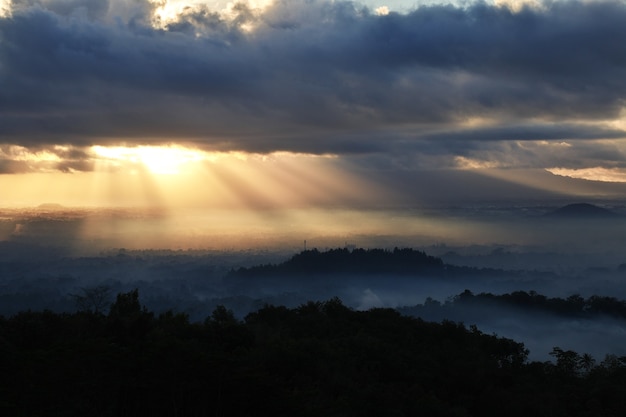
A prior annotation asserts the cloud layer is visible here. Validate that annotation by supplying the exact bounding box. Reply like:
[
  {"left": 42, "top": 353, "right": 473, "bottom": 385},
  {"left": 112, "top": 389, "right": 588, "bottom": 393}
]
[{"left": 1, "top": 0, "right": 626, "bottom": 173}]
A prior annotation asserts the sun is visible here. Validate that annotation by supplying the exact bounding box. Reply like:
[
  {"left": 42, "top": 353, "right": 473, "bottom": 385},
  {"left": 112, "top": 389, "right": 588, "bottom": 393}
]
[{"left": 91, "top": 145, "right": 206, "bottom": 175}]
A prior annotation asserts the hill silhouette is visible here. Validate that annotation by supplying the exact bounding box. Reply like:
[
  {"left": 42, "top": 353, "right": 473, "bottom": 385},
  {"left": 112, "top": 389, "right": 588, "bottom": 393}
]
[
  {"left": 230, "top": 247, "right": 444, "bottom": 277},
  {"left": 545, "top": 203, "right": 618, "bottom": 219},
  {"left": 229, "top": 247, "right": 516, "bottom": 279},
  {"left": 36, "top": 203, "right": 65, "bottom": 210}
]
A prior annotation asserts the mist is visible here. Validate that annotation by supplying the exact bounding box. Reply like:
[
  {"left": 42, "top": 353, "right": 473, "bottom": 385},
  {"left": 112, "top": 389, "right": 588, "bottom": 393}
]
[
  {"left": 2, "top": 201, "right": 626, "bottom": 360},
  {"left": 397, "top": 294, "right": 626, "bottom": 361}
]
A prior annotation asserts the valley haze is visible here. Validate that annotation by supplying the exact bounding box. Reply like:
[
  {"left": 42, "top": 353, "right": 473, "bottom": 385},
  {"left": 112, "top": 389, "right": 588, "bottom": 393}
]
[{"left": 2, "top": 201, "right": 626, "bottom": 360}]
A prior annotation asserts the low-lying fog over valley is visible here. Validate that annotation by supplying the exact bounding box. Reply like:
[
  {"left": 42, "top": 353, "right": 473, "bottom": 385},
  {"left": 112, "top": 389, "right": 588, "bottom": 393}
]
[{"left": 2, "top": 201, "right": 626, "bottom": 360}]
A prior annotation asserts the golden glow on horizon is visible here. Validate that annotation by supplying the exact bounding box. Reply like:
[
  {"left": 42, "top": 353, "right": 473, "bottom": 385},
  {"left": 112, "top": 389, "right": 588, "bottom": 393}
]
[
  {"left": 1, "top": 145, "right": 377, "bottom": 214},
  {"left": 89, "top": 145, "right": 337, "bottom": 175}
]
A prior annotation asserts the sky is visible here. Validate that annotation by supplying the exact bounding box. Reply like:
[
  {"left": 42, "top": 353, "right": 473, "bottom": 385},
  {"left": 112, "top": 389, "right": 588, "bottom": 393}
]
[{"left": 1, "top": 0, "right": 626, "bottom": 222}]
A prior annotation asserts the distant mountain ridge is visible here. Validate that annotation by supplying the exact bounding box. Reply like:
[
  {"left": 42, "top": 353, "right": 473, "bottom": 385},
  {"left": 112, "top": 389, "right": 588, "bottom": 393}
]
[{"left": 545, "top": 203, "right": 618, "bottom": 219}]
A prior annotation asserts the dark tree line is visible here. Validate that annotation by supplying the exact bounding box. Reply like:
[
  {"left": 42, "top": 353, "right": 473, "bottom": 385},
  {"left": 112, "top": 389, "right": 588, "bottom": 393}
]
[
  {"left": 2, "top": 290, "right": 626, "bottom": 416},
  {"left": 400, "top": 289, "right": 626, "bottom": 321}
]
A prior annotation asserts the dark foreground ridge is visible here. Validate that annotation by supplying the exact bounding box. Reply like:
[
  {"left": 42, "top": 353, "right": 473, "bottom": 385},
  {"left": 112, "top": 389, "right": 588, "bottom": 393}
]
[{"left": 2, "top": 289, "right": 626, "bottom": 417}]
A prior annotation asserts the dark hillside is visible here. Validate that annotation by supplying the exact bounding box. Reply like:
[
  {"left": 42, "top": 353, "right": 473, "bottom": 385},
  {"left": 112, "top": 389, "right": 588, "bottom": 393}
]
[{"left": 2, "top": 292, "right": 626, "bottom": 417}]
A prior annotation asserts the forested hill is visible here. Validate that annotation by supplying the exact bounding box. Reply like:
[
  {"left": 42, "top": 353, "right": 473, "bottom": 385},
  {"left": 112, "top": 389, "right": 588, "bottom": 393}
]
[
  {"left": 3, "top": 290, "right": 626, "bottom": 416},
  {"left": 229, "top": 247, "right": 513, "bottom": 278},
  {"left": 400, "top": 289, "right": 626, "bottom": 321}
]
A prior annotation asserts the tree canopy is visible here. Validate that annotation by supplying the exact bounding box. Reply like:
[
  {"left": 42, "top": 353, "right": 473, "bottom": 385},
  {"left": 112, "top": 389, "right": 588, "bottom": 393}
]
[{"left": 2, "top": 290, "right": 626, "bottom": 416}]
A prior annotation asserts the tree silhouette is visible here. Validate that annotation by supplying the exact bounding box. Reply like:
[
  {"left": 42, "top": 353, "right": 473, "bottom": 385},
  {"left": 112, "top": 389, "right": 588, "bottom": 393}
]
[
  {"left": 108, "top": 288, "right": 142, "bottom": 318},
  {"left": 69, "top": 285, "right": 112, "bottom": 314}
]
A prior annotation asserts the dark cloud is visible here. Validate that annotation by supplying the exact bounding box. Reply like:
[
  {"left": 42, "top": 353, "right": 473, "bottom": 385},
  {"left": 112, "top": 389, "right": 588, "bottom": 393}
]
[
  {"left": 0, "top": 159, "right": 32, "bottom": 174},
  {"left": 416, "top": 123, "right": 626, "bottom": 143},
  {"left": 10, "top": 0, "right": 112, "bottom": 20},
  {"left": 1, "top": 0, "right": 626, "bottom": 157}
]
